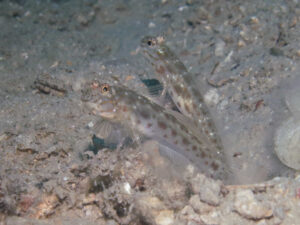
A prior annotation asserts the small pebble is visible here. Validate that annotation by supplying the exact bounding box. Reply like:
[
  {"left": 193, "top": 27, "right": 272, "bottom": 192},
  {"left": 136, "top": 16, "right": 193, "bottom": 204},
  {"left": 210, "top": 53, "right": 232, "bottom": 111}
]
[
  {"left": 200, "top": 211, "right": 220, "bottom": 225},
  {"left": 179, "top": 206, "right": 203, "bottom": 224},
  {"left": 204, "top": 89, "right": 220, "bottom": 106},
  {"left": 87, "top": 121, "right": 94, "bottom": 128},
  {"left": 234, "top": 190, "right": 273, "bottom": 220},
  {"left": 123, "top": 182, "right": 131, "bottom": 195},
  {"left": 155, "top": 210, "right": 174, "bottom": 225},
  {"left": 189, "top": 195, "right": 213, "bottom": 213},
  {"left": 190, "top": 174, "right": 222, "bottom": 206},
  {"left": 215, "top": 39, "right": 225, "bottom": 57}
]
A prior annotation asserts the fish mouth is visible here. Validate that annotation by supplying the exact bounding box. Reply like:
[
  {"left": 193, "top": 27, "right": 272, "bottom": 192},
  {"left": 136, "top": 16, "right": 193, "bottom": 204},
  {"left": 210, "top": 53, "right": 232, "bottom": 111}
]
[
  {"left": 142, "top": 49, "right": 160, "bottom": 62},
  {"left": 86, "top": 101, "right": 117, "bottom": 119}
]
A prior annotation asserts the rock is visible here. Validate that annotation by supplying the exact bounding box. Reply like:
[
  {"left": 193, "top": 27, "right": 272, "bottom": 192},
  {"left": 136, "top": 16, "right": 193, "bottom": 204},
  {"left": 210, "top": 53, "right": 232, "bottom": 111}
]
[
  {"left": 106, "top": 220, "right": 118, "bottom": 225},
  {"left": 160, "top": 179, "right": 187, "bottom": 207},
  {"left": 34, "top": 194, "right": 60, "bottom": 219},
  {"left": 190, "top": 174, "right": 222, "bottom": 206},
  {"left": 200, "top": 211, "right": 221, "bottom": 225},
  {"left": 155, "top": 210, "right": 174, "bottom": 225},
  {"left": 204, "top": 89, "right": 220, "bottom": 106},
  {"left": 179, "top": 205, "right": 203, "bottom": 224},
  {"left": 136, "top": 195, "right": 166, "bottom": 212},
  {"left": 234, "top": 190, "right": 273, "bottom": 220},
  {"left": 256, "top": 219, "right": 268, "bottom": 225},
  {"left": 189, "top": 195, "right": 213, "bottom": 214},
  {"left": 136, "top": 194, "right": 174, "bottom": 225}
]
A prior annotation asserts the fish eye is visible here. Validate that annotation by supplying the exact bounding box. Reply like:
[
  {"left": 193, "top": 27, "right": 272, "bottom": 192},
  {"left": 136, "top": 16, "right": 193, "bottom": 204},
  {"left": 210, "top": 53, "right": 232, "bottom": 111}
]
[
  {"left": 100, "top": 83, "right": 110, "bottom": 93},
  {"left": 146, "top": 37, "right": 157, "bottom": 47}
]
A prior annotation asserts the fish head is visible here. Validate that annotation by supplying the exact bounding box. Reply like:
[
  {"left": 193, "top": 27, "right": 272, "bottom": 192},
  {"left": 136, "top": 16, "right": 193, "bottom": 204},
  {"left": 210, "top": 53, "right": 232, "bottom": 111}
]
[
  {"left": 140, "top": 36, "right": 170, "bottom": 62},
  {"left": 140, "top": 36, "right": 177, "bottom": 81},
  {"left": 81, "top": 80, "right": 122, "bottom": 120}
]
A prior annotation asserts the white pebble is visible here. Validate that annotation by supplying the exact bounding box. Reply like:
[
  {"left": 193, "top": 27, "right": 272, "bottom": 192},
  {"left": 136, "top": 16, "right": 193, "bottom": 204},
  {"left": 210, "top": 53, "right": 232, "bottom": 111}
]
[
  {"left": 215, "top": 40, "right": 225, "bottom": 57},
  {"left": 148, "top": 22, "right": 156, "bottom": 28},
  {"left": 204, "top": 89, "right": 220, "bottom": 106},
  {"left": 88, "top": 121, "right": 94, "bottom": 128},
  {"left": 123, "top": 182, "right": 131, "bottom": 194}
]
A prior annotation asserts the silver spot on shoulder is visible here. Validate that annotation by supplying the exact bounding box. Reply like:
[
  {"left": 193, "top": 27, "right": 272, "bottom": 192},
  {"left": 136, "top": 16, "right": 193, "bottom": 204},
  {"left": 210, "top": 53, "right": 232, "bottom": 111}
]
[{"left": 158, "top": 49, "right": 164, "bottom": 54}]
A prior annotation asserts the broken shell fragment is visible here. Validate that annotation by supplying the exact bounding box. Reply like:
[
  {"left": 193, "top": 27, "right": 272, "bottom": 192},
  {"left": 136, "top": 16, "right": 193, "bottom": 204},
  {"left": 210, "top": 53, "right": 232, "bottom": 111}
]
[{"left": 274, "top": 117, "right": 300, "bottom": 170}]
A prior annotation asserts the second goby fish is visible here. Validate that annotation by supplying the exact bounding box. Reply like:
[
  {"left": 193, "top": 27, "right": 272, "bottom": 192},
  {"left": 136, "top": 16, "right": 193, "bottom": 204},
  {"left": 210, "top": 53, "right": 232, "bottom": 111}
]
[{"left": 140, "top": 36, "right": 223, "bottom": 153}]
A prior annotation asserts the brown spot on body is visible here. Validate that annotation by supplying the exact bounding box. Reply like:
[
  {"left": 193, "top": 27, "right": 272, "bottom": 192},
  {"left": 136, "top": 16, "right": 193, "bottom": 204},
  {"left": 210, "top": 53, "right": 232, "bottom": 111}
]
[
  {"left": 173, "top": 84, "right": 183, "bottom": 95},
  {"left": 136, "top": 119, "right": 141, "bottom": 124},
  {"left": 192, "top": 145, "right": 197, "bottom": 151},
  {"left": 164, "top": 113, "right": 171, "bottom": 120},
  {"left": 164, "top": 113, "right": 174, "bottom": 121},
  {"left": 171, "top": 129, "right": 177, "bottom": 137},
  {"left": 157, "top": 121, "right": 167, "bottom": 130},
  {"left": 211, "top": 162, "right": 219, "bottom": 171},
  {"left": 163, "top": 134, "right": 168, "bottom": 138},
  {"left": 182, "top": 137, "right": 189, "bottom": 146},
  {"left": 211, "top": 137, "right": 218, "bottom": 144},
  {"left": 147, "top": 123, "right": 153, "bottom": 128},
  {"left": 191, "top": 136, "right": 197, "bottom": 141},
  {"left": 156, "top": 65, "right": 166, "bottom": 75},
  {"left": 180, "top": 124, "right": 188, "bottom": 133},
  {"left": 196, "top": 139, "right": 202, "bottom": 145},
  {"left": 140, "top": 110, "right": 150, "bottom": 119},
  {"left": 201, "top": 152, "right": 207, "bottom": 158},
  {"left": 174, "top": 140, "right": 178, "bottom": 145},
  {"left": 206, "top": 120, "right": 213, "bottom": 129}
]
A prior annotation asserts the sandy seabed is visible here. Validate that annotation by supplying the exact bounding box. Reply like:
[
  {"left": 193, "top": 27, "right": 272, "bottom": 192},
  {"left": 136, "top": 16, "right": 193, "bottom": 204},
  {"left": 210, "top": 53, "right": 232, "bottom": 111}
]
[{"left": 0, "top": 0, "right": 300, "bottom": 224}]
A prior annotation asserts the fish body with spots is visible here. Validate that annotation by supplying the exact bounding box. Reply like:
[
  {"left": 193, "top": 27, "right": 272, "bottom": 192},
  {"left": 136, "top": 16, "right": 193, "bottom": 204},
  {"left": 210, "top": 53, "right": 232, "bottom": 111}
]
[
  {"left": 81, "top": 81, "right": 228, "bottom": 180},
  {"left": 140, "top": 36, "right": 223, "bottom": 153}
]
